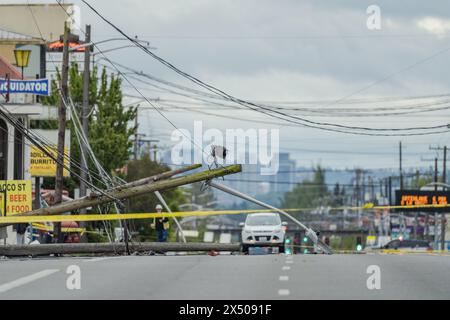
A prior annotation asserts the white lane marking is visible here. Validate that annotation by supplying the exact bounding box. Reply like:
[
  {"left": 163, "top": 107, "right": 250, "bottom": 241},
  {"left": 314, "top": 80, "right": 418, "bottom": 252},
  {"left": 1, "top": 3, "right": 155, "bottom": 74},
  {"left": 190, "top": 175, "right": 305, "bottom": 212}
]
[
  {"left": 282, "top": 266, "right": 291, "bottom": 271},
  {"left": 286, "top": 260, "right": 293, "bottom": 264},
  {"left": 0, "top": 269, "right": 60, "bottom": 294},
  {"left": 279, "top": 276, "right": 289, "bottom": 281},
  {"left": 278, "top": 289, "right": 290, "bottom": 296},
  {"left": 83, "top": 257, "right": 115, "bottom": 263}
]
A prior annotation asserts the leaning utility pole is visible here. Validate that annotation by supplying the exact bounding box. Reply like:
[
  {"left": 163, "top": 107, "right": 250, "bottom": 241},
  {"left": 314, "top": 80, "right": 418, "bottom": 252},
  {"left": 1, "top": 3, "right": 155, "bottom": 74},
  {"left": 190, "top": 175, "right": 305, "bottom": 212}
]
[
  {"left": 79, "top": 24, "right": 91, "bottom": 215},
  {"left": 54, "top": 23, "right": 70, "bottom": 243},
  {"left": 10, "top": 165, "right": 242, "bottom": 219},
  {"left": 79, "top": 24, "right": 91, "bottom": 243}
]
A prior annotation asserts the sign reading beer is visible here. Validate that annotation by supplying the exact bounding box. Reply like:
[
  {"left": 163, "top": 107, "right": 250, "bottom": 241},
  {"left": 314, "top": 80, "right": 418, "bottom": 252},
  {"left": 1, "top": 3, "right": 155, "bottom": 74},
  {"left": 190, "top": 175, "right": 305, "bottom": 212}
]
[
  {"left": 395, "top": 190, "right": 450, "bottom": 212},
  {"left": 0, "top": 180, "right": 32, "bottom": 216},
  {"left": 0, "top": 78, "right": 50, "bottom": 96},
  {"left": 30, "top": 146, "right": 70, "bottom": 177}
]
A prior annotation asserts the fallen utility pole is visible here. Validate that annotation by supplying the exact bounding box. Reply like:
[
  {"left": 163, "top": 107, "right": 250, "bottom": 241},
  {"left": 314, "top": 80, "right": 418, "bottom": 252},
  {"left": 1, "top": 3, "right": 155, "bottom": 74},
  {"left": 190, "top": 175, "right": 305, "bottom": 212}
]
[
  {"left": 209, "top": 181, "right": 333, "bottom": 254},
  {"left": 14, "top": 165, "right": 241, "bottom": 218},
  {"left": 111, "top": 164, "right": 202, "bottom": 192},
  {"left": 0, "top": 243, "right": 240, "bottom": 257}
]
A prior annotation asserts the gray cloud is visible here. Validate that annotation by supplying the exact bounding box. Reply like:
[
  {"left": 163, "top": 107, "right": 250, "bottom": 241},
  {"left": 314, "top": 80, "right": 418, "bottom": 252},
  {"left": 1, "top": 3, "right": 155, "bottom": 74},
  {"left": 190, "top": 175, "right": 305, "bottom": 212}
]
[{"left": 4, "top": 0, "right": 450, "bottom": 168}]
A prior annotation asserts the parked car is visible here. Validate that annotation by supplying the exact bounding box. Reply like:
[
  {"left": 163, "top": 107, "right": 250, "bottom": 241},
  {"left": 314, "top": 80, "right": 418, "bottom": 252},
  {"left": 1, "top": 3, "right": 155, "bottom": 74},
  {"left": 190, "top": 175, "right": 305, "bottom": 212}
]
[{"left": 382, "top": 239, "right": 432, "bottom": 252}]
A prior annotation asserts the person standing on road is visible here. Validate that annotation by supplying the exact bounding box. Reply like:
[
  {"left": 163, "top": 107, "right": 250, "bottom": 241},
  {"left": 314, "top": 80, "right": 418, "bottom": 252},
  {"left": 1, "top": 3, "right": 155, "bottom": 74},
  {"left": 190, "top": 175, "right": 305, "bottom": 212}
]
[
  {"left": 15, "top": 223, "right": 27, "bottom": 245},
  {"left": 152, "top": 204, "right": 169, "bottom": 242}
]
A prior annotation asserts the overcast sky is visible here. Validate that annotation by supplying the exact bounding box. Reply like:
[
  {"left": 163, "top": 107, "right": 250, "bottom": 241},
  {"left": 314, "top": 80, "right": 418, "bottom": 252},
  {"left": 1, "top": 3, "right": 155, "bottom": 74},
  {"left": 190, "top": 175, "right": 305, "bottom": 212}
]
[{"left": 6, "top": 0, "right": 450, "bottom": 170}]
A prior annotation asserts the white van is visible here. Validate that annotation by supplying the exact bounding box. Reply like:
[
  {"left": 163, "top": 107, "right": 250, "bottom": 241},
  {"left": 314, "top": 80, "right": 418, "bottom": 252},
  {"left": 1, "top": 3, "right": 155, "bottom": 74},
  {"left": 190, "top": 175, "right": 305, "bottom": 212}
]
[{"left": 240, "top": 213, "right": 287, "bottom": 253}]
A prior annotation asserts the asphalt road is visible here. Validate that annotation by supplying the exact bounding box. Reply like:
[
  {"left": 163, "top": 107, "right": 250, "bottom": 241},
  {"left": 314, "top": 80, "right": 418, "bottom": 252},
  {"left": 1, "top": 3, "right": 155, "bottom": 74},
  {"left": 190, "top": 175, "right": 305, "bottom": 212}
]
[{"left": 0, "top": 252, "right": 449, "bottom": 299}]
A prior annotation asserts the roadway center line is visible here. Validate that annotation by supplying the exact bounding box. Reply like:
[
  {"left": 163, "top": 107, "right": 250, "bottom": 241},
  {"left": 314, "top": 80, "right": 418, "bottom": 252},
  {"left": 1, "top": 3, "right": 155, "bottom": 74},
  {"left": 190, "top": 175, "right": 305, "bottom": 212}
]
[
  {"left": 286, "top": 260, "right": 293, "bottom": 264},
  {"left": 279, "top": 276, "right": 289, "bottom": 281},
  {"left": 282, "top": 266, "right": 291, "bottom": 271},
  {"left": 0, "top": 269, "right": 60, "bottom": 294},
  {"left": 278, "top": 289, "right": 290, "bottom": 296}
]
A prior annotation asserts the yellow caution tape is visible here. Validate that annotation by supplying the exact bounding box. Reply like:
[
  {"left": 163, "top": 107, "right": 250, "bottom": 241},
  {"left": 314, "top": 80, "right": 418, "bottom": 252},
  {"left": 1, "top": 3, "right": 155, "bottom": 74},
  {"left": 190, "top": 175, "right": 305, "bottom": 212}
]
[
  {"left": 1, "top": 201, "right": 450, "bottom": 224},
  {"left": 0, "top": 210, "right": 264, "bottom": 224},
  {"left": 380, "top": 249, "right": 450, "bottom": 256}
]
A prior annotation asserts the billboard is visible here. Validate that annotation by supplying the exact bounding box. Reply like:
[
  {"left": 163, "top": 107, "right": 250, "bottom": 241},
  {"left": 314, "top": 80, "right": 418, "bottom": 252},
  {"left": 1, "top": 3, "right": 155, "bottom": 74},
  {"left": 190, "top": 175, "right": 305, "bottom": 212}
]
[{"left": 395, "top": 190, "right": 450, "bottom": 212}]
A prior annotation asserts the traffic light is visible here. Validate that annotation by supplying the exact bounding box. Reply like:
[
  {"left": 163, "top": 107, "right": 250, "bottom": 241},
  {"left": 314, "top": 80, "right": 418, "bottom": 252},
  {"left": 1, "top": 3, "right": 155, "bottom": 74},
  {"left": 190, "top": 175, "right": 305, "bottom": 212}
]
[
  {"left": 356, "top": 236, "right": 363, "bottom": 251},
  {"left": 303, "top": 236, "right": 308, "bottom": 243},
  {"left": 285, "top": 238, "right": 291, "bottom": 245}
]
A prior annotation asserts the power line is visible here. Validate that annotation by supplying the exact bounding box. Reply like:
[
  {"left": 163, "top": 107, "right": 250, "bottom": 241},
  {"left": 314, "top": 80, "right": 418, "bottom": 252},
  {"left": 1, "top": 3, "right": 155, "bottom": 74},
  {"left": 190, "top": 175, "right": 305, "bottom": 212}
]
[
  {"left": 80, "top": 0, "right": 450, "bottom": 136},
  {"left": 113, "top": 61, "right": 450, "bottom": 116},
  {"left": 55, "top": 2, "right": 217, "bottom": 164}
]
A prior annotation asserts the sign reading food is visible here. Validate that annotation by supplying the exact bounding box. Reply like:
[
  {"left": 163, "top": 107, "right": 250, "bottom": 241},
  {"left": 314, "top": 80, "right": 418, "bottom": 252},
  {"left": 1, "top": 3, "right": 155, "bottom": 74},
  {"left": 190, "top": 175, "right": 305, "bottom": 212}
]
[{"left": 0, "top": 180, "right": 32, "bottom": 216}]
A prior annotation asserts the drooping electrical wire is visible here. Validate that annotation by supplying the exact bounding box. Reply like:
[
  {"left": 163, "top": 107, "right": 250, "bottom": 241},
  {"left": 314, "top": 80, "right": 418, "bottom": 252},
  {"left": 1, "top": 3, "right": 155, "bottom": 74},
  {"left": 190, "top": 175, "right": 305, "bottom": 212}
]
[{"left": 79, "top": 0, "right": 450, "bottom": 135}]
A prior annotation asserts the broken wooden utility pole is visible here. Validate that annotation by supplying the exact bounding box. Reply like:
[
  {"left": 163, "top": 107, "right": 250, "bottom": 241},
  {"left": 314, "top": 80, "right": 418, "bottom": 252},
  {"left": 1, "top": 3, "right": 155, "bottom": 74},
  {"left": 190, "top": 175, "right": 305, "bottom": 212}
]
[
  {"left": 54, "top": 23, "right": 70, "bottom": 243},
  {"left": 0, "top": 243, "right": 240, "bottom": 257},
  {"left": 111, "top": 164, "right": 202, "bottom": 192},
  {"left": 12, "top": 165, "right": 241, "bottom": 219}
]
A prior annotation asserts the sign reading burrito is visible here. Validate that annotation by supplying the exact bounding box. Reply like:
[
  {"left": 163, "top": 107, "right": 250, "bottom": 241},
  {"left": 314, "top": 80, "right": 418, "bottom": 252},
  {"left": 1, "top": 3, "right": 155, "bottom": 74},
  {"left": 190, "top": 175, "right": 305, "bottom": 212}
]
[
  {"left": 30, "top": 146, "right": 70, "bottom": 177},
  {"left": 0, "top": 78, "right": 50, "bottom": 96}
]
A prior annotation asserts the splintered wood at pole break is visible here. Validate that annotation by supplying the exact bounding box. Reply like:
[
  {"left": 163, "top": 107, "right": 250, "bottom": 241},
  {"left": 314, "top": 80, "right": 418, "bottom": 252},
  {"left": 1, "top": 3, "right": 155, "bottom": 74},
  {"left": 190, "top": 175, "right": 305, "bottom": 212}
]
[{"left": 3, "top": 164, "right": 241, "bottom": 220}]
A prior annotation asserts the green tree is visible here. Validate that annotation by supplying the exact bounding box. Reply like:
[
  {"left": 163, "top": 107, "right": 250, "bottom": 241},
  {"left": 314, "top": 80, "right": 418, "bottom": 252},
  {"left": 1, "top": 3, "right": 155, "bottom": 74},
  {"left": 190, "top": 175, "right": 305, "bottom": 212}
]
[
  {"left": 125, "top": 154, "right": 187, "bottom": 241},
  {"left": 40, "top": 63, "right": 137, "bottom": 192},
  {"left": 282, "top": 166, "right": 329, "bottom": 209}
]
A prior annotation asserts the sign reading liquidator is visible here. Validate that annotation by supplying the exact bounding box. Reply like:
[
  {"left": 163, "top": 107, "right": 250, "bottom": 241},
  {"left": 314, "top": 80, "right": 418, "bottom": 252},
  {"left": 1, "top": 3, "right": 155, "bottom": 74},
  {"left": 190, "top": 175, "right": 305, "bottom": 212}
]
[
  {"left": 0, "top": 180, "right": 32, "bottom": 216},
  {"left": 0, "top": 78, "right": 50, "bottom": 96}
]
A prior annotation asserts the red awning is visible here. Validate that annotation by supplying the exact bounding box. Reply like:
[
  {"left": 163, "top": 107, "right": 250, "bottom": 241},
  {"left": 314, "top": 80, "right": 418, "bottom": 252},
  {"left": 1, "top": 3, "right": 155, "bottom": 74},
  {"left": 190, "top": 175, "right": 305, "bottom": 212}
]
[
  {"left": 48, "top": 41, "right": 86, "bottom": 52},
  {"left": 61, "top": 221, "right": 79, "bottom": 228},
  {"left": 0, "top": 55, "right": 22, "bottom": 79}
]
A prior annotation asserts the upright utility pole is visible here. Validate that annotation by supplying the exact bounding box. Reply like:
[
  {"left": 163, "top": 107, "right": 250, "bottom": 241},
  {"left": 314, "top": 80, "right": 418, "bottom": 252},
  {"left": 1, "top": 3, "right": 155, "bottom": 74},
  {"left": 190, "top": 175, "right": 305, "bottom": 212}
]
[
  {"left": 399, "top": 142, "right": 403, "bottom": 190},
  {"left": 134, "top": 110, "right": 139, "bottom": 160},
  {"left": 434, "top": 158, "right": 438, "bottom": 191},
  {"left": 443, "top": 146, "right": 447, "bottom": 185},
  {"left": 443, "top": 146, "right": 447, "bottom": 251},
  {"left": 429, "top": 145, "right": 448, "bottom": 250},
  {"left": 388, "top": 176, "right": 392, "bottom": 205},
  {"left": 54, "top": 23, "right": 70, "bottom": 243},
  {"left": 80, "top": 25, "right": 91, "bottom": 214}
]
